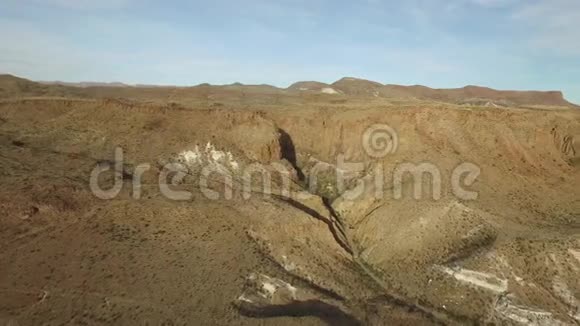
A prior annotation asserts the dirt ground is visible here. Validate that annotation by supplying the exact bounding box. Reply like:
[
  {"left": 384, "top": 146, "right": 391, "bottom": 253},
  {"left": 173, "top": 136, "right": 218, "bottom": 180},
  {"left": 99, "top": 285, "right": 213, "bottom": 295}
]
[{"left": 0, "top": 75, "right": 579, "bottom": 325}]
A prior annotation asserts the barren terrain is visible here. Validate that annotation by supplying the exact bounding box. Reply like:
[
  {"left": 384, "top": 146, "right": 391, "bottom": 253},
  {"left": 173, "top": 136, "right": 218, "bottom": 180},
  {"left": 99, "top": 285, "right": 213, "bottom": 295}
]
[{"left": 0, "top": 74, "right": 579, "bottom": 325}]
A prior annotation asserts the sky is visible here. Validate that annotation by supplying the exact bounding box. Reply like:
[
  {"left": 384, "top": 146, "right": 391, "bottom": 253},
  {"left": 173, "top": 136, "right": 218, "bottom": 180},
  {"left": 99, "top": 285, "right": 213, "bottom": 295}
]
[{"left": 1, "top": 0, "right": 579, "bottom": 103}]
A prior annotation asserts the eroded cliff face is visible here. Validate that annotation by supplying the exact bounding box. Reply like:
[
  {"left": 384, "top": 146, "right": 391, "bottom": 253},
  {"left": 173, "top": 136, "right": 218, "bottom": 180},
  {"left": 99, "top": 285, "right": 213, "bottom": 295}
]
[
  {"left": 267, "top": 106, "right": 578, "bottom": 166},
  {"left": 0, "top": 99, "right": 284, "bottom": 166},
  {"left": 1, "top": 97, "right": 579, "bottom": 325},
  {"left": 256, "top": 105, "right": 580, "bottom": 324}
]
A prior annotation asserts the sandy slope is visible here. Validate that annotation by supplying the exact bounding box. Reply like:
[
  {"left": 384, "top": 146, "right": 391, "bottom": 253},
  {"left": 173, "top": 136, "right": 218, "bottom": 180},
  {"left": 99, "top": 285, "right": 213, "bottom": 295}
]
[{"left": 0, "top": 76, "right": 579, "bottom": 325}]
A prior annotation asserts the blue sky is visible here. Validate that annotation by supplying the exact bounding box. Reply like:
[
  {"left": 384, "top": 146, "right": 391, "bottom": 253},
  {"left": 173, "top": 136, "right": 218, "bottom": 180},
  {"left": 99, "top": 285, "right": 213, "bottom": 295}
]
[{"left": 1, "top": 0, "right": 579, "bottom": 103}]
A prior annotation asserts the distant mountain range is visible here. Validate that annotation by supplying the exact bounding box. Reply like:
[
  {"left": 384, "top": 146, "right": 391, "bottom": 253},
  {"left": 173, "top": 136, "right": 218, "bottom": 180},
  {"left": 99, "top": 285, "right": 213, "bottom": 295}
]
[{"left": 0, "top": 74, "right": 577, "bottom": 108}]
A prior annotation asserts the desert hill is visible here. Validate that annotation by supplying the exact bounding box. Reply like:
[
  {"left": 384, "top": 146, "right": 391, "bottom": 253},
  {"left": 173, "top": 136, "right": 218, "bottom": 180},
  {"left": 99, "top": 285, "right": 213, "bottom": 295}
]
[
  {"left": 292, "top": 77, "right": 577, "bottom": 108},
  {"left": 381, "top": 84, "right": 574, "bottom": 107},
  {"left": 0, "top": 74, "right": 87, "bottom": 98},
  {"left": 287, "top": 81, "right": 341, "bottom": 94},
  {"left": 331, "top": 77, "right": 384, "bottom": 97},
  {"left": 39, "top": 81, "right": 131, "bottom": 88}
]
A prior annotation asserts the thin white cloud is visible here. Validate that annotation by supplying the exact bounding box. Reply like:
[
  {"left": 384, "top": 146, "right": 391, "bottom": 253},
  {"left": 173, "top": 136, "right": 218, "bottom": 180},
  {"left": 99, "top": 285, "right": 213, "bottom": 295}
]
[
  {"left": 17, "top": 0, "right": 133, "bottom": 10},
  {"left": 469, "top": 0, "right": 519, "bottom": 8},
  {"left": 513, "top": 0, "right": 580, "bottom": 56}
]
